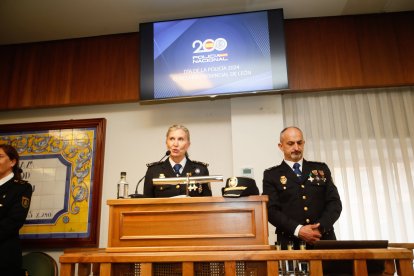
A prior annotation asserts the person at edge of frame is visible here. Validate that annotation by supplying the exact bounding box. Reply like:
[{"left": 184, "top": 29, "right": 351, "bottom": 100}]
[{"left": 0, "top": 144, "right": 33, "bottom": 276}]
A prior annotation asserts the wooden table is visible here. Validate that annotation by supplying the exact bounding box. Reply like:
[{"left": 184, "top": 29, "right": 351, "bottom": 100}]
[{"left": 60, "top": 248, "right": 414, "bottom": 276}]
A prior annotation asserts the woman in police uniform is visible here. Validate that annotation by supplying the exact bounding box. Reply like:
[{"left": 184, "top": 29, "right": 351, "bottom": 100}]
[
  {"left": 143, "top": 125, "right": 212, "bottom": 198},
  {"left": 0, "top": 144, "right": 33, "bottom": 275}
]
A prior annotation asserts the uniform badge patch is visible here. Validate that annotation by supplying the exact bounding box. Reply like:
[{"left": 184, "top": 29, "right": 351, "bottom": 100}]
[
  {"left": 22, "top": 196, "right": 30, "bottom": 209},
  {"left": 228, "top": 177, "right": 238, "bottom": 187}
]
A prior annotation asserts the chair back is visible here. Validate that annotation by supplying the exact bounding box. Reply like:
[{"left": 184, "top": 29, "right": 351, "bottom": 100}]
[{"left": 22, "top": 252, "right": 58, "bottom": 276}]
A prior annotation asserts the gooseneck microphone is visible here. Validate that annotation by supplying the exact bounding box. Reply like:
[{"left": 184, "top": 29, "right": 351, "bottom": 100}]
[{"left": 129, "top": 150, "right": 171, "bottom": 198}]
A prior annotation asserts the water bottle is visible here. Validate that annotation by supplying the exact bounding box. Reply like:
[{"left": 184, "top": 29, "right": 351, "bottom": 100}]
[{"left": 117, "top": 172, "right": 129, "bottom": 199}]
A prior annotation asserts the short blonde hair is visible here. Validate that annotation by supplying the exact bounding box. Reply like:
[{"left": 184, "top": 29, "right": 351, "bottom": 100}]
[{"left": 166, "top": 124, "right": 190, "bottom": 141}]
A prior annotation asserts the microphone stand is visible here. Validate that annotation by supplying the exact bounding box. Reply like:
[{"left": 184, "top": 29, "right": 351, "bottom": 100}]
[
  {"left": 129, "top": 175, "right": 146, "bottom": 198},
  {"left": 129, "top": 150, "right": 170, "bottom": 198}
]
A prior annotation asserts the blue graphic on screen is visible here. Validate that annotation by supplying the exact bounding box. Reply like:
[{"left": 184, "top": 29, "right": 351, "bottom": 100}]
[{"left": 153, "top": 11, "right": 272, "bottom": 99}]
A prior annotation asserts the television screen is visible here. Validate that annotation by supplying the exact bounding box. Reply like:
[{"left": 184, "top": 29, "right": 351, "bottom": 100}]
[{"left": 140, "top": 9, "right": 288, "bottom": 101}]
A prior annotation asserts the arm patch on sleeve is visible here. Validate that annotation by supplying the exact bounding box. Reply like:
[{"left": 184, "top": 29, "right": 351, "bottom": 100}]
[{"left": 22, "top": 196, "right": 30, "bottom": 209}]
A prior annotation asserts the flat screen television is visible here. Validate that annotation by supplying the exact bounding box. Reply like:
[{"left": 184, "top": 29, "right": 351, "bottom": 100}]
[{"left": 139, "top": 9, "right": 288, "bottom": 102}]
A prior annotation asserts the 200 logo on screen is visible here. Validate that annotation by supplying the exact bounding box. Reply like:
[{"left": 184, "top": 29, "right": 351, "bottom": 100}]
[
  {"left": 192, "top": 38, "right": 229, "bottom": 64},
  {"left": 192, "top": 38, "right": 227, "bottom": 53}
]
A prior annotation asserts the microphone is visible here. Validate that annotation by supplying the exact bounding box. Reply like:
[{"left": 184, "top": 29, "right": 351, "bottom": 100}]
[{"left": 129, "top": 150, "right": 171, "bottom": 198}]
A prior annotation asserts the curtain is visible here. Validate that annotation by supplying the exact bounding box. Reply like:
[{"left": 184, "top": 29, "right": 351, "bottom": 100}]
[{"left": 282, "top": 86, "right": 414, "bottom": 242}]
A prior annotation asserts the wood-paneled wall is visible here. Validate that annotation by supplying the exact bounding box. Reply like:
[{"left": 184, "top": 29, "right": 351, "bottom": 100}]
[
  {"left": 0, "top": 34, "right": 139, "bottom": 110},
  {"left": 0, "top": 11, "right": 413, "bottom": 110},
  {"left": 285, "top": 11, "right": 414, "bottom": 91}
]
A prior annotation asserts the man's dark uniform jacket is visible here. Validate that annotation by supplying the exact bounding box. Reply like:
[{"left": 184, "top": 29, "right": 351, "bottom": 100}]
[
  {"left": 263, "top": 159, "right": 342, "bottom": 249},
  {"left": 0, "top": 177, "right": 32, "bottom": 275},
  {"left": 143, "top": 158, "right": 212, "bottom": 198}
]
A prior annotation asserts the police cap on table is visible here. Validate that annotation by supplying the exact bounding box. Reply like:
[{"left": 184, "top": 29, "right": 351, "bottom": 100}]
[{"left": 222, "top": 176, "right": 259, "bottom": 197}]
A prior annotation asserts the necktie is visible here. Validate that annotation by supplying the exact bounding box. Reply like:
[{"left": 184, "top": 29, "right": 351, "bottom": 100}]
[
  {"left": 173, "top": 164, "right": 182, "bottom": 175},
  {"left": 293, "top": 163, "right": 301, "bottom": 177}
]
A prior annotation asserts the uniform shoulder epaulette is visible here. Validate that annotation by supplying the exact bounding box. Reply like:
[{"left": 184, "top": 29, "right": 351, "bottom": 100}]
[
  {"left": 307, "top": 160, "right": 325, "bottom": 165},
  {"left": 265, "top": 165, "right": 279, "bottom": 171},
  {"left": 14, "top": 179, "right": 28, "bottom": 184},
  {"left": 146, "top": 161, "right": 164, "bottom": 167},
  {"left": 192, "top": 160, "right": 209, "bottom": 167}
]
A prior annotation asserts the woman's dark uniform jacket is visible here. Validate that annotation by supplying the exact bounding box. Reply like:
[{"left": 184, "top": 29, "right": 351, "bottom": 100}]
[
  {"left": 262, "top": 159, "right": 342, "bottom": 249},
  {"left": 143, "top": 159, "right": 212, "bottom": 197},
  {"left": 0, "top": 177, "right": 32, "bottom": 274}
]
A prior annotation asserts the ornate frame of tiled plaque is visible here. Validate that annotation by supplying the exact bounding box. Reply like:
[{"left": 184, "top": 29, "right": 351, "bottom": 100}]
[{"left": 0, "top": 118, "right": 106, "bottom": 248}]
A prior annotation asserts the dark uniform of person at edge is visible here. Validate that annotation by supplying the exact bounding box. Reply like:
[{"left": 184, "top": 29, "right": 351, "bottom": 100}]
[
  {"left": 143, "top": 125, "right": 212, "bottom": 198},
  {"left": 0, "top": 144, "right": 33, "bottom": 276},
  {"left": 262, "top": 126, "right": 342, "bottom": 250}
]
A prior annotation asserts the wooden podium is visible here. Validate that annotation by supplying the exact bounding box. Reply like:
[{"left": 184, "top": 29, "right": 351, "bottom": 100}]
[{"left": 107, "top": 195, "right": 270, "bottom": 252}]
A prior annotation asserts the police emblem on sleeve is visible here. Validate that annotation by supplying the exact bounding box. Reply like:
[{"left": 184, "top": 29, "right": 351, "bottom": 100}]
[{"left": 22, "top": 196, "right": 30, "bottom": 209}]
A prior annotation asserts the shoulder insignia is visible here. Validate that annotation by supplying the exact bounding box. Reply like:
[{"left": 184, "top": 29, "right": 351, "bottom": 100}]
[
  {"left": 146, "top": 161, "right": 163, "bottom": 167},
  {"left": 307, "top": 160, "right": 325, "bottom": 166},
  {"left": 265, "top": 165, "right": 279, "bottom": 171},
  {"left": 14, "top": 179, "right": 28, "bottom": 184},
  {"left": 192, "top": 160, "right": 209, "bottom": 167}
]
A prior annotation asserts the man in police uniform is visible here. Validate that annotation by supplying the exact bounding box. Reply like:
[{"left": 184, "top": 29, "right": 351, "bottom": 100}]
[
  {"left": 262, "top": 127, "right": 342, "bottom": 250},
  {"left": 0, "top": 144, "right": 32, "bottom": 275},
  {"left": 143, "top": 125, "right": 212, "bottom": 198}
]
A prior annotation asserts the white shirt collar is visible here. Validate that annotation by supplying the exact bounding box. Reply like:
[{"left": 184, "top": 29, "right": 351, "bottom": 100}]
[
  {"left": 0, "top": 172, "right": 14, "bottom": 186},
  {"left": 169, "top": 157, "right": 187, "bottom": 173},
  {"left": 284, "top": 159, "right": 303, "bottom": 171}
]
